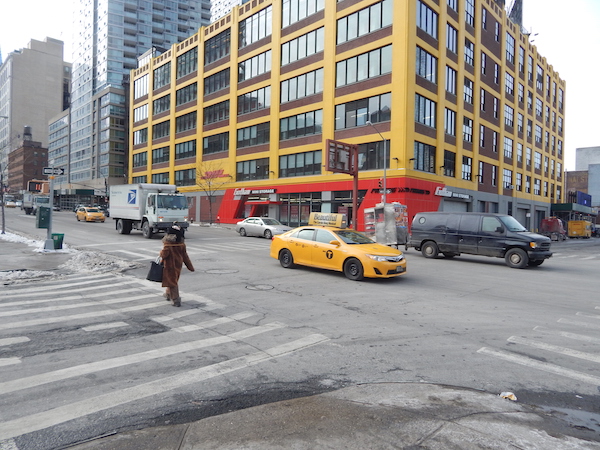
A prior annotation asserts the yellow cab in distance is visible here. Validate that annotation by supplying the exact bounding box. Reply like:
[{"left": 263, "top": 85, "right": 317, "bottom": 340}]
[
  {"left": 76, "top": 206, "right": 106, "bottom": 223},
  {"left": 269, "top": 213, "right": 407, "bottom": 281}
]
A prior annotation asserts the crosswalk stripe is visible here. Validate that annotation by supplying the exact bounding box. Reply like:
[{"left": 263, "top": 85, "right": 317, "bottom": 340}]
[
  {"left": 0, "top": 301, "right": 167, "bottom": 331},
  {"left": 0, "top": 337, "right": 30, "bottom": 347},
  {"left": 557, "top": 318, "right": 600, "bottom": 329},
  {"left": 477, "top": 347, "right": 600, "bottom": 385},
  {"left": 506, "top": 336, "right": 600, "bottom": 364},
  {"left": 173, "top": 312, "right": 258, "bottom": 333},
  {"left": 111, "top": 249, "right": 157, "bottom": 259},
  {"left": 575, "top": 312, "right": 600, "bottom": 320},
  {"left": 0, "top": 322, "right": 286, "bottom": 396},
  {"left": 0, "top": 358, "right": 21, "bottom": 367},
  {"left": 533, "top": 326, "right": 600, "bottom": 344},
  {"left": 0, "top": 275, "right": 115, "bottom": 296},
  {"left": 0, "top": 333, "right": 328, "bottom": 440},
  {"left": 0, "top": 286, "right": 140, "bottom": 304},
  {"left": 151, "top": 304, "right": 224, "bottom": 323},
  {"left": 82, "top": 322, "right": 129, "bottom": 332}
]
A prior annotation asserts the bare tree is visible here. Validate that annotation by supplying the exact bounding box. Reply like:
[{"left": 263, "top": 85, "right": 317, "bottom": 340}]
[{"left": 195, "top": 161, "right": 232, "bottom": 224}]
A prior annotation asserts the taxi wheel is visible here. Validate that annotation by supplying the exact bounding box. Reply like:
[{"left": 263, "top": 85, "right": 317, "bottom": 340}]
[
  {"left": 279, "top": 249, "right": 295, "bottom": 268},
  {"left": 344, "top": 258, "right": 364, "bottom": 281},
  {"left": 76, "top": 216, "right": 80, "bottom": 221}
]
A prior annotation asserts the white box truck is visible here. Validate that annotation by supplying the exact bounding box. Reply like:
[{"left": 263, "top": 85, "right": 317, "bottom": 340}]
[
  {"left": 22, "top": 193, "right": 50, "bottom": 215},
  {"left": 109, "top": 184, "right": 189, "bottom": 238}
]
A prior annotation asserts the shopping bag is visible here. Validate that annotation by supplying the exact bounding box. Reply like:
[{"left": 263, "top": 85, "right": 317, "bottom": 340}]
[{"left": 146, "top": 257, "right": 163, "bottom": 282}]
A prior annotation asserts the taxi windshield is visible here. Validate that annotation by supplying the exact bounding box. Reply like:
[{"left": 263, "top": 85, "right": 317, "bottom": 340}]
[
  {"left": 334, "top": 230, "right": 374, "bottom": 244},
  {"left": 87, "top": 208, "right": 99, "bottom": 213}
]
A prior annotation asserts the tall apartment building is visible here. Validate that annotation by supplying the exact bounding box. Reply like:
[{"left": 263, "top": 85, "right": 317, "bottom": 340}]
[
  {"left": 49, "top": 0, "right": 211, "bottom": 202},
  {"left": 210, "top": 0, "right": 250, "bottom": 22},
  {"left": 129, "top": 0, "right": 566, "bottom": 230},
  {"left": 0, "top": 38, "right": 70, "bottom": 173}
]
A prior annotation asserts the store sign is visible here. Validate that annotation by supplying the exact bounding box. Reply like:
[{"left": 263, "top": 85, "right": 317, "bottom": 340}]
[
  {"left": 435, "top": 187, "right": 471, "bottom": 200},
  {"left": 234, "top": 188, "right": 276, "bottom": 196},
  {"left": 308, "top": 212, "right": 347, "bottom": 228}
]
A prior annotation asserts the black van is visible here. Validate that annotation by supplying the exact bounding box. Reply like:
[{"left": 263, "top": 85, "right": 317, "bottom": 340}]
[{"left": 408, "top": 212, "right": 552, "bottom": 268}]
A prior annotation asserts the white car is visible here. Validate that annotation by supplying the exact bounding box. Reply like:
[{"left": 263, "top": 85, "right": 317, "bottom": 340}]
[{"left": 235, "top": 217, "right": 292, "bottom": 239}]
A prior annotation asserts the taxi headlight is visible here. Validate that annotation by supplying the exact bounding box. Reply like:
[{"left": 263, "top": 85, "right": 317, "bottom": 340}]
[{"left": 366, "top": 254, "right": 404, "bottom": 262}]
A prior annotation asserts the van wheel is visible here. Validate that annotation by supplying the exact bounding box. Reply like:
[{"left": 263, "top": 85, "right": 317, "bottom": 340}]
[
  {"left": 421, "top": 242, "right": 439, "bottom": 258},
  {"left": 528, "top": 259, "right": 544, "bottom": 267},
  {"left": 505, "top": 248, "right": 528, "bottom": 268},
  {"left": 344, "top": 258, "right": 364, "bottom": 281}
]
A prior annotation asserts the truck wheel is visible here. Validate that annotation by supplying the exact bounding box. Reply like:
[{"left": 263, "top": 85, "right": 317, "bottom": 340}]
[
  {"left": 505, "top": 248, "right": 528, "bottom": 269},
  {"left": 116, "top": 219, "right": 131, "bottom": 235},
  {"left": 421, "top": 241, "right": 439, "bottom": 258},
  {"left": 142, "top": 221, "right": 153, "bottom": 239}
]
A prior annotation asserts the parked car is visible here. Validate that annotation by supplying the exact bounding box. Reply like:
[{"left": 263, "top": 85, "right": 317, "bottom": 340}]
[
  {"left": 270, "top": 225, "right": 407, "bottom": 281},
  {"left": 236, "top": 217, "right": 292, "bottom": 239},
  {"left": 76, "top": 206, "right": 106, "bottom": 222}
]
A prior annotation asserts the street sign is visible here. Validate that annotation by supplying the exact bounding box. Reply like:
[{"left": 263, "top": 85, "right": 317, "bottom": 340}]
[{"left": 43, "top": 167, "right": 65, "bottom": 176}]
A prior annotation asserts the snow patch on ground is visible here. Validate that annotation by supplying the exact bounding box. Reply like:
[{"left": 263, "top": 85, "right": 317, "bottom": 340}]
[{"left": 1, "top": 231, "right": 141, "bottom": 281}]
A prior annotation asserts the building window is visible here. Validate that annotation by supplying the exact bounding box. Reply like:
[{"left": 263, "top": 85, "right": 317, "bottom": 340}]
[
  {"left": 238, "top": 50, "right": 272, "bottom": 83},
  {"left": 132, "top": 151, "right": 147, "bottom": 168},
  {"left": 279, "top": 150, "right": 322, "bottom": 177},
  {"left": 462, "top": 156, "right": 472, "bottom": 181},
  {"left": 281, "top": 68, "right": 323, "bottom": 103},
  {"left": 447, "top": 0, "right": 457, "bottom": 11},
  {"left": 151, "top": 172, "right": 170, "bottom": 184},
  {"left": 464, "top": 77, "right": 473, "bottom": 104},
  {"left": 175, "top": 140, "right": 196, "bottom": 160},
  {"left": 536, "top": 65, "right": 544, "bottom": 91},
  {"left": 505, "top": 73, "right": 514, "bottom": 95},
  {"left": 517, "top": 143, "right": 523, "bottom": 163},
  {"left": 479, "top": 124, "right": 485, "bottom": 147},
  {"left": 446, "top": 24, "right": 458, "bottom": 53},
  {"left": 238, "top": 86, "right": 271, "bottom": 115},
  {"left": 558, "top": 117, "right": 563, "bottom": 134},
  {"left": 503, "top": 169, "right": 513, "bottom": 189},
  {"left": 493, "top": 97, "right": 499, "bottom": 118},
  {"left": 535, "top": 97, "right": 543, "bottom": 117},
  {"left": 504, "top": 105, "right": 514, "bottom": 127},
  {"left": 482, "top": 7, "right": 487, "bottom": 29},
  {"left": 518, "top": 83, "right": 524, "bottom": 102},
  {"left": 337, "top": 0, "right": 392, "bottom": 44},
  {"left": 527, "top": 119, "right": 532, "bottom": 138},
  {"left": 526, "top": 147, "right": 532, "bottom": 166},
  {"left": 528, "top": 55, "right": 533, "bottom": 81},
  {"left": 152, "top": 121, "right": 170, "bottom": 140},
  {"left": 534, "top": 151, "right": 542, "bottom": 170},
  {"left": 445, "top": 66, "right": 457, "bottom": 95},
  {"left": 415, "top": 46, "right": 438, "bottom": 84},
  {"left": 356, "top": 141, "right": 388, "bottom": 171},
  {"left": 503, "top": 137, "right": 513, "bottom": 158},
  {"left": 492, "top": 131, "right": 498, "bottom": 152},
  {"left": 535, "top": 125, "right": 542, "bottom": 144},
  {"left": 444, "top": 108, "right": 456, "bottom": 136},
  {"left": 204, "top": 29, "right": 231, "bottom": 66},
  {"left": 491, "top": 165, "right": 497, "bottom": 186},
  {"left": 464, "top": 39, "right": 474, "bottom": 66},
  {"left": 236, "top": 157, "right": 270, "bottom": 181},
  {"left": 463, "top": 117, "right": 473, "bottom": 143},
  {"left": 203, "top": 132, "right": 229, "bottom": 155},
  {"left": 335, "top": 93, "right": 391, "bottom": 129},
  {"left": 414, "top": 141, "right": 436, "bottom": 173},
  {"left": 282, "top": 27, "right": 324, "bottom": 66},
  {"left": 480, "top": 88, "right": 486, "bottom": 111},
  {"left": 152, "top": 146, "right": 169, "bottom": 164},
  {"left": 505, "top": 32, "right": 515, "bottom": 64},
  {"left": 133, "top": 104, "right": 148, "bottom": 122},
  {"left": 415, "top": 94, "right": 436, "bottom": 128},
  {"left": 175, "top": 168, "right": 195, "bottom": 187},
  {"left": 481, "top": 52, "right": 487, "bottom": 75},
  {"left": 282, "top": 0, "right": 325, "bottom": 28},
  {"left": 153, "top": 95, "right": 170, "bottom": 116},
  {"left": 558, "top": 88, "right": 564, "bottom": 110},
  {"left": 204, "top": 69, "right": 230, "bottom": 96},
  {"left": 176, "top": 83, "right": 197, "bottom": 106},
  {"left": 338, "top": 45, "right": 392, "bottom": 87},
  {"left": 153, "top": 62, "right": 171, "bottom": 90},
  {"left": 203, "top": 100, "right": 230, "bottom": 125},
  {"left": 443, "top": 150, "right": 455, "bottom": 177},
  {"left": 280, "top": 109, "right": 323, "bottom": 140},
  {"left": 133, "top": 128, "right": 148, "bottom": 145},
  {"left": 534, "top": 178, "right": 541, "bottom": 195},
  {"left": 465, "top": 0, "right": 475, "bottom": 26},
  {"left": 237, "top": 122, "right": 270, "bottom": 148},
  {"left": 416, "top": 0, "right": 438, "bottom": 39},
  {"left": 134, "top": 74, "right": 149, "bottom": 99},
  {"left": 239, "top": 6, "right": 272, "bottom": 48},
  {"left": 525, "top": 175, "right": 531, "bottom": 193},
  {"left": 177, "top": 48, "right": 198, "bottom": 79},
  {"left": 516, "top": 172, "right": 522, "bottom": 191},
  {"left": 517, "top": 113, "right": 523, "bottom": 133},
  {"left": 519, "top": 47, "right": 525, "bottom": 74},
  {"left": 132, "top": 175, "right": 147, "bottom": 183},
  {"left": 175, "top": 112, "right": 197, "bottom": 133},
  {"left": 478, "top": 161, "right": 484, "bottom": 183}
]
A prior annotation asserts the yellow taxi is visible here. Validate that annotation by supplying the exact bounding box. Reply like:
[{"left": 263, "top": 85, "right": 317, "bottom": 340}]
[
  {"left": 76, "top": 206, "right": 106, "bottom": 222},
  {"left": 270, "top": 213, "right": 406, "bottom": 281}
]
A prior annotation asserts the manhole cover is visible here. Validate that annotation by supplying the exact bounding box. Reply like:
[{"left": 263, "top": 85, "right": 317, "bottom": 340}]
[
  {"left": 205, "top": 269, "right": 239, "bottom": 274},
  {"left": 246, "top": 284, "right": 274, "bottom": 291}
]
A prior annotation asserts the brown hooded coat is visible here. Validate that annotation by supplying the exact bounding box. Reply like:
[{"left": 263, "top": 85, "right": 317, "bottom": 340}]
[{"left": 160, "top": 241, "right": 194, "bottom": 288}]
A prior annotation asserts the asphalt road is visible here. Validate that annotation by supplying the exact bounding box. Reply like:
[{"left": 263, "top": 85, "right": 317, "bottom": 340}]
[{"left": 1, "top": 207, "right": 600, "bottom": 448}]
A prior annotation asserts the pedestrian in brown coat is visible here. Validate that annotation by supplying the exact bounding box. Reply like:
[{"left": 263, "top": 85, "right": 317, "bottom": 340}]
[{"left": 160, "top": 223, "right": 194, "bottom": 307}]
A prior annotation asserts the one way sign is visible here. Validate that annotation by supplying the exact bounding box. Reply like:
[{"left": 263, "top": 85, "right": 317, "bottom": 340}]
[{"left": 43, "top": 167, "right": 65, "bottom": 175}]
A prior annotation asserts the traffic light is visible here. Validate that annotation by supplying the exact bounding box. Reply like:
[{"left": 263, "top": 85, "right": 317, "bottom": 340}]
[{"left": 378, "top": 178, "right": 383, "bottom": 189}]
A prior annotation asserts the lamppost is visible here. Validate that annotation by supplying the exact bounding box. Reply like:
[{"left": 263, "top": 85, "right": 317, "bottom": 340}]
[
  {"left": 0, "top": 115, "right": 9, "bottom": 235},
  {"left": 366, "top": 121, "right": 388, "bottom": 204}
]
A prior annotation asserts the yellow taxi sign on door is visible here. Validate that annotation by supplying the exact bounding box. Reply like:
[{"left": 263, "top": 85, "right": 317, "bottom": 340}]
[{"left": 308, "top": 212, "right": 347, "bottom": 228}]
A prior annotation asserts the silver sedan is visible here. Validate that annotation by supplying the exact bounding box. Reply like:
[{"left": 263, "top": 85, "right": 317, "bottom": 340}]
[{"left": 235, "top": 217, "right": 292, "bottom": 239}]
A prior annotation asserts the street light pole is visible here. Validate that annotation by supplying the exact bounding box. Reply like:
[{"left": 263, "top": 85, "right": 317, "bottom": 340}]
[
  {"left": 0, "top": 115, "right": 9, "bottom": 235},
  {"left": 366, "top": 121, "right": 387, "bottom": 205}
]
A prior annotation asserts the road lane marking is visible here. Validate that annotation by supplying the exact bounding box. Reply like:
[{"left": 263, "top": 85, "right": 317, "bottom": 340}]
[
  {"left": 0, "top": 287, "right": 141, "bottom": 306},
  {"left": 477, "top": 347, "right": 600, "bottom": 385},
  {"left": 0, "top": 322, "right": 286, "bottom": 396},
  {"left": 82, "top": 322, "right": 129, "bottom": 332},
  {"left": 173, "top": 312, "right": 258, "bottom": 333},
  {"left": 0, "top": 333, "right": 328, "bottom": 440},
  {"left": 0, "top": 337, "right": 30, "bottom": 347},
  {"left": 0, "top": 358, "right": 20, "bottom": 367},
  {"left": 557, "top": 318, "right": 600, "bottom": 329},
  {"left": 0, "top": 301, "right": 167, "bottom": 331},
  {"left": 576, "top": 312, "right": 600, "bottom": 320},
  {"left": 533, "top": 326, "right": 600, "bottom": 344},
  {"left": 506, "top": 336, "right": 600, "bottom": 364}
]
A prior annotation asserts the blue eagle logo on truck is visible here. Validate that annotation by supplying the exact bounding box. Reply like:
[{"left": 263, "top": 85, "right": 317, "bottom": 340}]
[{"left": 127, "top": 190, "right": 137, "bottom": 205}]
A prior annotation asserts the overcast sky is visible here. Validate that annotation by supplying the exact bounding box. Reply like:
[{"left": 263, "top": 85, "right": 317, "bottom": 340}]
[{"left": 0, "top": 0, "right": 598, "bottom": 171}]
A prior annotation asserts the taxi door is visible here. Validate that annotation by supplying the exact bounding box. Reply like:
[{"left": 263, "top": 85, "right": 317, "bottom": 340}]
[
  {"left": 287, "top": 228, "right": 315, "bottom": 266},
  {"left": 310, "top": 229, "right": 344, "bottom": 270}
]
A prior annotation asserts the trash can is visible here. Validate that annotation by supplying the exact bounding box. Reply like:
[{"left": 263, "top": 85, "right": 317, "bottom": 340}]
[{"left": 51, "top": 233, "right": 64, "bottom": 250}]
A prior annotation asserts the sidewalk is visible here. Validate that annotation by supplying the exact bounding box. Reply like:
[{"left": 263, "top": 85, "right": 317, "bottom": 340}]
[{"left": 2, "top": 235, "right": 599, "bottom": 449}]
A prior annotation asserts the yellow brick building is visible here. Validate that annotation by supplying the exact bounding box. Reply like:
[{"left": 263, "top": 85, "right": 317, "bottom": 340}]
[{"left": 129, "top": 0, "right": 565, "bottom": 230}]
